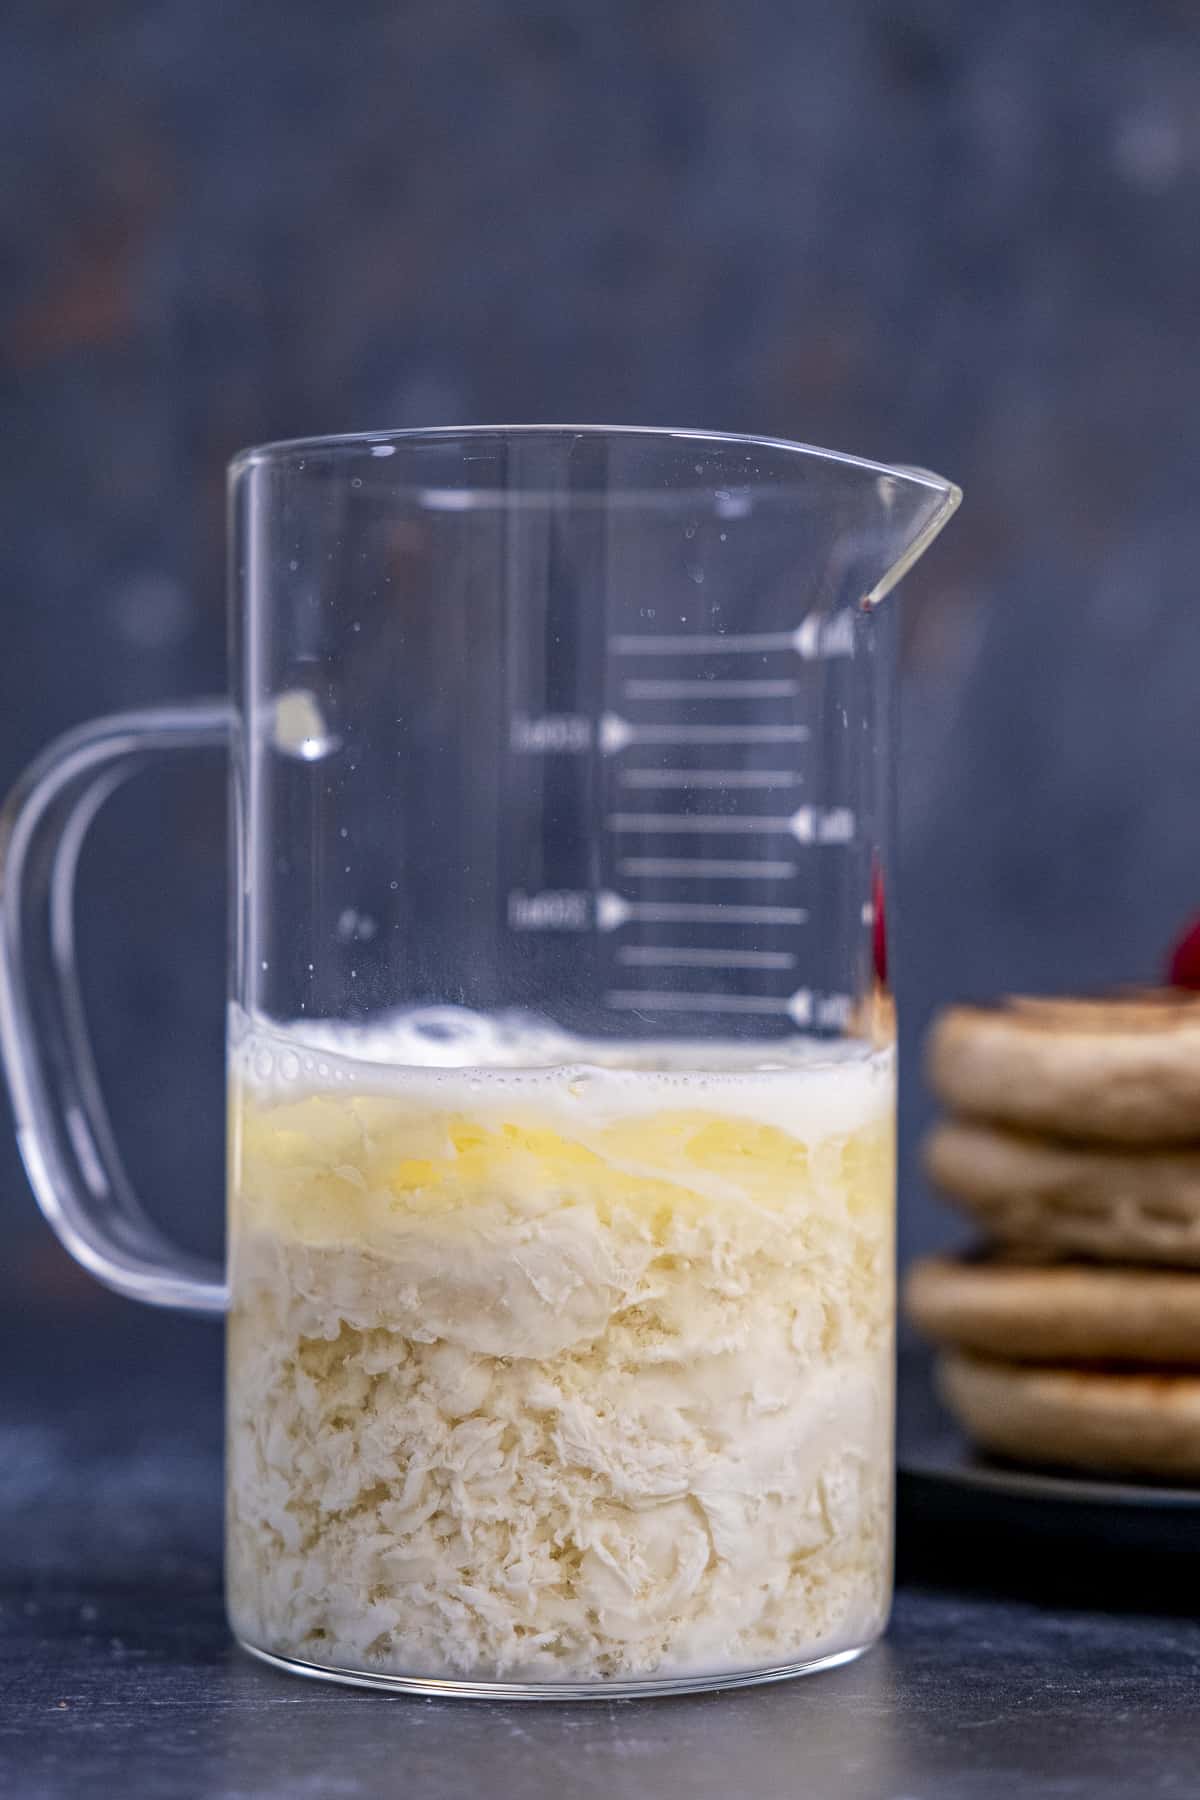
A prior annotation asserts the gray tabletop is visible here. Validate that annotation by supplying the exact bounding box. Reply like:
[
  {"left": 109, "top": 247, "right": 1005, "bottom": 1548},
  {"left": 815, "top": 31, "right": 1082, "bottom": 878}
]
[{"left": 3, "top": 1313, "right": 1198, "bottom": 1800}]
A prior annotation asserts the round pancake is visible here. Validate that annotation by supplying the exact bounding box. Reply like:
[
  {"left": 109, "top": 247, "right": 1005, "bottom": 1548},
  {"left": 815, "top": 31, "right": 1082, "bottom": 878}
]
[
  {"left": 927, "top": 992, "right": 1200, "bottom": 1145},
  {"left": 905, "top": 1254, "right": 1200, "bottom": 1364},
  {"left": 937, "top": 1349, "right": 1200, "bottom": 1480},
  {"left": 923, "top": 1118, "right": 1200, "bottom": 1267}
]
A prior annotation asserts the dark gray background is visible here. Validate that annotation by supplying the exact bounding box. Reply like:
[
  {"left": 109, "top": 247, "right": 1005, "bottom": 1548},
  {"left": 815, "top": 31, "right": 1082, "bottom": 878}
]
[{"left": 5, "top": 0, "right": 1200, "bottom": 1317}]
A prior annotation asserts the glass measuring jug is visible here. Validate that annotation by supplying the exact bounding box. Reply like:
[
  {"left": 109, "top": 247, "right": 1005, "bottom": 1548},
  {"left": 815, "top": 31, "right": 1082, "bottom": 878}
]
[{"left": 0, "top": 426, "right": 959, "bottom": 1697}]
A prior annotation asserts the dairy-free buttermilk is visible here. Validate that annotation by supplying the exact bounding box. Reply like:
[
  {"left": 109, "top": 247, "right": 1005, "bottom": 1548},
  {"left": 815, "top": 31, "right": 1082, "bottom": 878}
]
[{"left": 226, "top": 1010, "right": 895, "bottom": 1686}]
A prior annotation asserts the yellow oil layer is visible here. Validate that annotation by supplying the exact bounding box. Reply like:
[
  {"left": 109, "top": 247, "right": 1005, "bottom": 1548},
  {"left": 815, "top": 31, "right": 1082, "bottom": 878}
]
[{"left": 232, "top": 1085, "right": 893, "bottom": 1247}]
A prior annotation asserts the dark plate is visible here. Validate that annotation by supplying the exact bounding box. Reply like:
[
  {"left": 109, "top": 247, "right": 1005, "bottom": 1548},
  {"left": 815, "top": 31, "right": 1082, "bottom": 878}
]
[{"left": 896, "top": 1349, "right": 1200, "bottom": 1559}]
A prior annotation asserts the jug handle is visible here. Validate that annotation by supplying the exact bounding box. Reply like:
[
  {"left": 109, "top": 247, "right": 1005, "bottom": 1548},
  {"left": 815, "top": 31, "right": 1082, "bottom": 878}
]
[{"left": 0, "top": 702, "right": 231, "bottom": 1313}]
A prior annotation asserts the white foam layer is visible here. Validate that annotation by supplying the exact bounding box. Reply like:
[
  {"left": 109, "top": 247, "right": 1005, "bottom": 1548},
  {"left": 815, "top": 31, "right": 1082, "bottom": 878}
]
[{"left": 229, "top": 1004, "right": 894, "bottom": 1136}]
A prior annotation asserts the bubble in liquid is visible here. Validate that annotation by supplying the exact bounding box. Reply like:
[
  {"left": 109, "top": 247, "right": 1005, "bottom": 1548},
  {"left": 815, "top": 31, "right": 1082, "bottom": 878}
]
[
  {"left": 337, "top": 908, "right": 377, "bottom": 942},
  {"left": 281, "top": 1051, "right": 300, "bottom": 1082},
  {"left": 352, "top": 477, "right": 362, "bottom": 488},
  {"left": 715, "top": 489, "right": 753, "bottom": 521},
  {"left": 253, "top": 1048, "right": 274, "bottom": 1082}
]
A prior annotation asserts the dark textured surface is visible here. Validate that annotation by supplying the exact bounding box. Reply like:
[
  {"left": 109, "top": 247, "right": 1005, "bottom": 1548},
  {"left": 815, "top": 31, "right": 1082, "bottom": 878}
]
[
  {"left": 8, "top": 1586, "right": 1200, "bottom": 1800},
  {"left": 3, "top": 1316, "right": 1200, "bottom": 1799},
  {"left": 4, "top": 3, "right": 1200, "bottom": 1290},
  {"left": 5, "top": 13, "right": 1200, "bottom": 1788}
]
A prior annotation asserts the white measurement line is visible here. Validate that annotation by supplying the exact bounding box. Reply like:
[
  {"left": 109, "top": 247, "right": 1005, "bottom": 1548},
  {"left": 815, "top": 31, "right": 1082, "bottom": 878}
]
[
  {"left": 609, "top": 812, "right": 799, "bottom": 834},
  {"left": 605, "top": 991, "right": 798, "bottom": 1015},
  {"left": 619, "top": 768, "right": 798, "bottom": 789},
  {"left": 598, "top": 894, "right": 806, "bottom": 927},
  {"left": 608, "top": 616, "right": 854, "bottom": 660},
  {"left": 600, "top": 713, "right": 808, "bottom": 752},
  {"left": 623, "top": 678, "right": 801, "bottom": 701},
  {"left": 612, "top": 807, "right": 855, "bottom": 844},
  {"left": 619, "top": 857, "right": 797, "bottom": 879},
  {"left": 605, "top": 988, "right": 842, "bottom": 1025},
  {"left": 611, "top": 630, "right": 799, "bottom": 655},
  {"left": 616, "top": 946, "right": 796, "bottom": 970}
]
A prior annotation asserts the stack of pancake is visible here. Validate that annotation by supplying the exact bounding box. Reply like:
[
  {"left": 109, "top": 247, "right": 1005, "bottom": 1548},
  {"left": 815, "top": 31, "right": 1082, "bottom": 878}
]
[{"left": 905, "top": 992, "right": 1200, "bottom": 1480}]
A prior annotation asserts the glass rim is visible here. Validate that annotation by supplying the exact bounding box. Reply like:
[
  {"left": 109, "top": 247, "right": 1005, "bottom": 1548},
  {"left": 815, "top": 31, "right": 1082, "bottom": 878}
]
[{"left": 228, "top": 421, "right": 960, "bottom": 504}]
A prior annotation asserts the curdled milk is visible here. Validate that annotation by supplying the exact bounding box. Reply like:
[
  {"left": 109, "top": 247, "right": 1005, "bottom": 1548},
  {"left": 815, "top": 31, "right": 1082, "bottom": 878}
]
[{"left": 225, "top": 1008, "right": 895, "bottom": 1687}]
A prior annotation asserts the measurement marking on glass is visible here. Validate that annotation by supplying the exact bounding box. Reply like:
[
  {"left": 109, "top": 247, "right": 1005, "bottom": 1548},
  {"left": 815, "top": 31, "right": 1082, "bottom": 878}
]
[
  {"left": 507, "top": 889, "right": 809, "bottom": 931},
  {"left": 609, "top": 616, "right": 854, "bottom": 659},
  {"left": 618, "top": 857, "right": 798, "bottom": 879},
  {"left": 611, "top": 629, "right": 799, "bottom": 655},
  {"left": 608, "top": 808, "right": 853, "bottom": 841},
  {"left": 619, "top": 768, "right": 799, "bottom": 789},
  {"left": 610, "top": 813, "right": 788, "bottom": 834},
  {"left": 510, "top": 713, "right": 592, "bottom": 753},
  {"left": 508, "top": 890, "right": 591, "bottom": 931},
  {"left": 623, "top": 678, "right": 801, "bottom": 701},
  {"left": 596, "top": 892, "right": 807, "bottom": 928},
  {"left": 790, "top": 806, "right": 855, "bottom": 844},
  {"left": 604, "top": 989, "right": 852, "bottom": 1026},
  {"left": 600, "top": 713, "right": 809, "bottom": 753},
  {"left": 605, "top": 990, "right": 814, "bottom": 1021},
  {"left": 616, "top": 946, "right": 796, "bottom": 970}
]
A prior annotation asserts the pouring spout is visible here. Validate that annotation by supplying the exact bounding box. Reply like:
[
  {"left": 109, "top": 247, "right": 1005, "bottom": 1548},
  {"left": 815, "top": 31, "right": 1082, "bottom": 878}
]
[
  {"left": 678, "top": 432, "right": 959, "bottom": 613},
  {"left": 863, "top": 468, "right": 964, "bottom": 608},
  {"left": 861, "top": 466, "right": 962, "bottom": 609}
]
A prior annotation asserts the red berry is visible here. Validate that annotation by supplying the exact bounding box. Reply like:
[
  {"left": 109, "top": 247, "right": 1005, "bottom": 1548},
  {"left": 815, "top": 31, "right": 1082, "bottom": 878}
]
[
  {"left": 873, "top": 865, "right": 888, "bottom": 987},
  {"left": 1168, "top": 914, "right": 1200, "bottom": 990}
]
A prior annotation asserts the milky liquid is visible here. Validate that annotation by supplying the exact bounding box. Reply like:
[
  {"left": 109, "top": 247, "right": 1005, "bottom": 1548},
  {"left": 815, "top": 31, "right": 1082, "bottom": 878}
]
[{"left": 225, "top": 1008, "right": 896, "bottom": 1688}]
